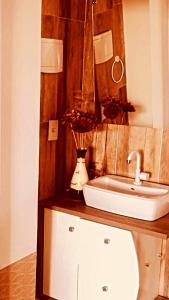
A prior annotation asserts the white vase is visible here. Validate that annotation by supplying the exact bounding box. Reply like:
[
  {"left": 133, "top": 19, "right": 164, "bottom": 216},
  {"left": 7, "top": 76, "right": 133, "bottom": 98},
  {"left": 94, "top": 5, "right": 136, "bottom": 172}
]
[{"left": 70, "top": 149, "right": 89, "bottom": 200}]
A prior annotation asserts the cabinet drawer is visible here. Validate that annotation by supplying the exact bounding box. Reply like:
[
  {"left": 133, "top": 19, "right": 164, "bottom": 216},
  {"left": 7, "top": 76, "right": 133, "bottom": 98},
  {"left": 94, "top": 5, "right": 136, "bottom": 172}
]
[
  {"left": 79, "top": 219, "right": 136, "bottom": 261},
  {"left": 44, "top": 210, "right": 80, "bottom": 261},
  {"left": 79, "top": 219, "right": 139, "bottom": 300},
  {"left": 79, "top": 268, "right": 115, "bottom": 300},
  {"left": 79, "top": 263, "right": 138, "bottom": 300},
  {"left": 55, "top": 211, "right": 80, "bottom": 252}
]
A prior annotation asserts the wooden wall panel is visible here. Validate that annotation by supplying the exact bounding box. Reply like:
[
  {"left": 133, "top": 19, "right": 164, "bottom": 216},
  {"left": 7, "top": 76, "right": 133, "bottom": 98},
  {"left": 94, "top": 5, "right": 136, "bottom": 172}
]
[
  {"left": 82, "top": 1, "right": 95, "bottom": 112},
  {"left": 64, "top": 19, "right": 85, "bottom": 110},
  {"left": 39, "top": 125, "right": 57, "bottom": 199},
  {"left": 41, "top": 15, "right": 66, "bottom": 41},
  {"left": 144, "top": 128, "right": 162, "bottom": 183},
  {"left": 89, "top": 124, "right": 107, "bottom": 177},
  {"left": 40, "top": 0, "right": 127, "bottom": 197},
  {"left": 40, "top": 1, "right": 169, "bottom": 196},
  {"left": 40, "top": 74, "right": 61, "bottom": 122},
  {"left": 159, "top": 129, "right": 169, "bottom": 184},
  {"left": 89, "top": 124, "right": 169, "bottom": 186},
  {"left": 93, "top": 0, "right": 121, "bottom": 15},
  {"left": 113, "top": 0, "right": 122, "bottom": 4},
  {"left": 64, "top": 17, "right": 86, "bottom": 189},
  {"left": 40, "top": 12, "right": 66, "bottom": 200},
  {"left": 116, "top": 126, "right": 146, "bottom": 178},
  {"left": 94, "top": 1, "right": 113, "bottom": 14},
  {"left": 40, "top": 0, "right": 89, "bottom": 199},
  {"left": 42, "top": 0, "right": 86, "bottom": 20},
  {"left": 105, "top": 124, "right": 118, "bottom": 174},
  {"left": 94, "top": 3, "right": 126, "bottom": 101}
]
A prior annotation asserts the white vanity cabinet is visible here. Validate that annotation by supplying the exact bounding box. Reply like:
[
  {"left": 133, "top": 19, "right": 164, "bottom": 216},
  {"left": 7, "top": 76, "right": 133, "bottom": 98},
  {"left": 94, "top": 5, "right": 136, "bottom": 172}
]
[
  {"left": 43, "top": 209, "right": 138, "bottom": 300},
  {"left": 43, "top": 208, "right": 167, "bottom": 300},
  {"left": 40, "top": 196, "right": 169, "bottom": 300},
  {"left": 43, "top": 209, "right": 80, "bottom": 300}
]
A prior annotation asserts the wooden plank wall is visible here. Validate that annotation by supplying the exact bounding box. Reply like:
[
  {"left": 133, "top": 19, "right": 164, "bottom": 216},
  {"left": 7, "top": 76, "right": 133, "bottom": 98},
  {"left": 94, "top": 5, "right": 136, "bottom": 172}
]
[
  {"left": 64, "top": 1, "right": 95, "bottom": 190},
  {"left": 94, "top": 0, "right": 126, "bottom": 102},
  {"left": 64, "top": 0, "right": 127, "bottom": 188},
  {"left": 90, "top": 124, "right": 169, "bottom": 185},
  {"left": 39, "top": 0, "right": 91, "bottom": 199},
  {"left": 40, "top": 0, "right": 169, "bottom": 198}
]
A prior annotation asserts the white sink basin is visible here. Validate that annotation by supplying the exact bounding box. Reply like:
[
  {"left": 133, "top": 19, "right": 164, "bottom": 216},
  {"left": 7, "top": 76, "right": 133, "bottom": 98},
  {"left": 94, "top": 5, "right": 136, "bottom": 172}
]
[{"left": 83, "top": 175, "right": 169, "bottom": 221}]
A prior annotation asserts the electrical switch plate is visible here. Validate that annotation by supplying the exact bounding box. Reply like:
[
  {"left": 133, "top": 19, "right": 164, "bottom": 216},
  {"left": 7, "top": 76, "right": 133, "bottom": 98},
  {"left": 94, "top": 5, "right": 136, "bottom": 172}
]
[{"left": 48, "top": 120, "right": 58, "bottom": 141}]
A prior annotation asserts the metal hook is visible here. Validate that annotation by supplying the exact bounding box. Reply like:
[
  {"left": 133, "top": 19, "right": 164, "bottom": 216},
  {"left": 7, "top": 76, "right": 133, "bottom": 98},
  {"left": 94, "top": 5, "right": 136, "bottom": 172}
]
[{"left": 92, "top": 0, "right": 97, "bottom": 4}]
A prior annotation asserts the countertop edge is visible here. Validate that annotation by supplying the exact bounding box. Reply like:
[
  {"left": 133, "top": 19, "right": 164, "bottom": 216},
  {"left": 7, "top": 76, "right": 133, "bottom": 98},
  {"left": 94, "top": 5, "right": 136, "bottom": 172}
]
[{"left": 39, "top": 194, "right": 169, "bottom": 239}]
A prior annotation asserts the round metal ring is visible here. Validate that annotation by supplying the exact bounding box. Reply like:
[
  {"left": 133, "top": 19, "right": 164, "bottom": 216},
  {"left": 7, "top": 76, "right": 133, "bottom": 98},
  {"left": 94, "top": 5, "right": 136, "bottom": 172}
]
[{"left": 111, "top": 55, "right": 124, "bottom": 83}]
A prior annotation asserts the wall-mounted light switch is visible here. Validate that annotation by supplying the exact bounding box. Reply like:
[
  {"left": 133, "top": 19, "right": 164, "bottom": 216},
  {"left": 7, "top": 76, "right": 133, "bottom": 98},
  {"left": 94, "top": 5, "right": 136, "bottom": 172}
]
[{"left": 48, "top": 120, "right": 58, "bottom": 141}]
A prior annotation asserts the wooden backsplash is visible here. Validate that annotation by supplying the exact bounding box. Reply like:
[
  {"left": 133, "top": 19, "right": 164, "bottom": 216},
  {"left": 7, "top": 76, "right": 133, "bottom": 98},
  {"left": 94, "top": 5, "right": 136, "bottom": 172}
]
[{"left": 91, "top": 124, "right": 169, "bottom": 185}]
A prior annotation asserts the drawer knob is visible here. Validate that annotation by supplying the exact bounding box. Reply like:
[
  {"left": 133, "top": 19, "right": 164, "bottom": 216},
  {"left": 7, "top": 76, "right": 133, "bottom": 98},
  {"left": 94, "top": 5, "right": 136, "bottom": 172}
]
[
  {"left": 102, "top": 286, "right": 108, "bottom": 292},
  {"left": 69, "top": 226, "right": 75, "bottom": 232},
  {"left": 104, "top": 238, "right": 110, "bottom": 244}
]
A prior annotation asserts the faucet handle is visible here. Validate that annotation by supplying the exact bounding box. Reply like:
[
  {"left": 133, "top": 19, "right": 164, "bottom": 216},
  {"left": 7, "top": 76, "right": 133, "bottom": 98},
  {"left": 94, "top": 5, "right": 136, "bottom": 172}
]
[{"left": 139, "top": 172, "right": 150, "bottom": 181}]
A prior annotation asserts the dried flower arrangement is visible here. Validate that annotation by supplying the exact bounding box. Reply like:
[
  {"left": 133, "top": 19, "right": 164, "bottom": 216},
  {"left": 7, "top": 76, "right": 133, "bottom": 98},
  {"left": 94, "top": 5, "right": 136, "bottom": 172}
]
[
  {"left": 61, "top": 110, "right": 98, "bottom": 149},
  {"left": 101, "top": 96, "right": 135, "bottom": 124}
]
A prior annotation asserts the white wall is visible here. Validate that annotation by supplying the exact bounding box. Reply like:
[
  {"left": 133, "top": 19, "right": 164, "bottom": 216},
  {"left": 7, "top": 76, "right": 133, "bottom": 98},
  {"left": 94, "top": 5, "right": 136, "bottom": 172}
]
[
  {"left": 0, "top": 0, "right": 41, "bottom": 269},
  {"left": 123, "top": 0, "right": 169, "bottom": 128},
  {"left": 149, "top": 0, "right": 169, "bottom": 128},
  {"left": 123, "top": 0, "right": 152, "bottom": 127},
  {"left": 0, "top": 0, "right": 2, "bottom": 201}
]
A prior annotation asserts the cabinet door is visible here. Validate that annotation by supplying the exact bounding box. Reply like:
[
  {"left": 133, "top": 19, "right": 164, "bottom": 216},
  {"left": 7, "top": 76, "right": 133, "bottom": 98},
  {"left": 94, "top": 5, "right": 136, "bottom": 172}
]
[
  {"left": 133, "top": 232, "right": 163, "bottom": 300},
  {"left": 78, "top": 219, "right": 139, "bottom": 300},
  {"left": 43, "top": 209, "right": 79, "bottom": 300}
]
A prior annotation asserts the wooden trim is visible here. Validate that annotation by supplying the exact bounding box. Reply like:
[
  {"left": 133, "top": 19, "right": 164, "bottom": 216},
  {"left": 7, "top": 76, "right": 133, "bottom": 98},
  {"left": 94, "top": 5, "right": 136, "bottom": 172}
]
[
  {"left": 36, "top": 205, "right": 46, "bottom": 298},
  {"left": 159, "top": 239, "right": 167, "bottom": 296},
  {"left": 159, "top": 239, "right": 169, "bottom": 297}
]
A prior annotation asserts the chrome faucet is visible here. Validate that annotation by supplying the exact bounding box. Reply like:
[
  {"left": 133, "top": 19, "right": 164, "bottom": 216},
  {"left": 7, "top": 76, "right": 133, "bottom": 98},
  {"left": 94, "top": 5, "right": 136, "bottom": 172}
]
[{"left": 127, "top": 150, "right": 143, "bottom": 185}]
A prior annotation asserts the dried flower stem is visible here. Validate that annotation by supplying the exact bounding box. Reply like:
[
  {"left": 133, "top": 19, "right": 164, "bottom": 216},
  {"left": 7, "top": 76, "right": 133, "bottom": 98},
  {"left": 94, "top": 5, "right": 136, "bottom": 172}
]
[{"left": 72, "top": 130, "right": 78, "bottom": 149}]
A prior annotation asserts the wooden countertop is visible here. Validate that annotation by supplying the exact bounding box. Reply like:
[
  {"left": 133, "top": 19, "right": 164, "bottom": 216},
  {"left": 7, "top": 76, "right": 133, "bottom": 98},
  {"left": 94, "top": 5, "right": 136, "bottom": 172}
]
[{"left": 40, "top": 193, "right": 169, "bottom": 239}]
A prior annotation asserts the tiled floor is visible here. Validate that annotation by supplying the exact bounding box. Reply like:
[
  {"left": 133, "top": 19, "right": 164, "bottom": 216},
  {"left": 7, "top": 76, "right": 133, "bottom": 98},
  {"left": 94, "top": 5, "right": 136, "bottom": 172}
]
[{"left": 0, "top": 253, "right": 36, "bottom": 300}]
